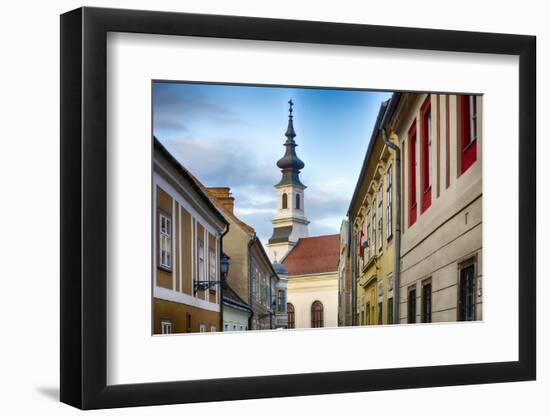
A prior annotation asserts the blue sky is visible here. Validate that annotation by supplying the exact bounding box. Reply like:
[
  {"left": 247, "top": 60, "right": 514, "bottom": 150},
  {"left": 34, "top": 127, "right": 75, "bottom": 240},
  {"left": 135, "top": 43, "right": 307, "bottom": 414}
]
[{"left": 153, "top": 82, "right": 391, "bottom": 243}]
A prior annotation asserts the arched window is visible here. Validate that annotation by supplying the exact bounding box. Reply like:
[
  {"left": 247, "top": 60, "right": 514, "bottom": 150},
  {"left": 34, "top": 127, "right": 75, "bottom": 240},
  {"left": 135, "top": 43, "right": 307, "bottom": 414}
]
[
  {"left": 287, "top": 303, "right": 295, "bottom": 329},
  {"left": 311, "top": 301, "right": 324, "bottom": 328},
  {"left": 295, "top": 193, "right": 301, "bottom": 209},
  {"left": 282, "top": 193, "right": 288, "bottom": 209}
]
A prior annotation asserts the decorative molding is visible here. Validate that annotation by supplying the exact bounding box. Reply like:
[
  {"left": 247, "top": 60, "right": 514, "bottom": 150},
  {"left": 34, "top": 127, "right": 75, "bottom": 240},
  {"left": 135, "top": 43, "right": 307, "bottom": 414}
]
[{"left": 154, "top": 285, "right": 220, "bottom": 313}]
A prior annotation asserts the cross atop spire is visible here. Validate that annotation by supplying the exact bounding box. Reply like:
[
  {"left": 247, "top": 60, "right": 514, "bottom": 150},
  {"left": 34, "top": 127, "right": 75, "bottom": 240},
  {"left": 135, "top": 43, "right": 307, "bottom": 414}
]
[{"left": 276, "top": 99, "right": 305, "bottom": 187}]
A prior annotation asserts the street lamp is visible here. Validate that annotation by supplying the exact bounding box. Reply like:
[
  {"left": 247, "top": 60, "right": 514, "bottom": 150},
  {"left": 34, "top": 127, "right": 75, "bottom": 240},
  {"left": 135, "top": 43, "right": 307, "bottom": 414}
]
[
  {"left": 220, "top": 254, "right": 229, "bottom": 280},
  {"left": 193, "top": 254, "right": 230, "bottom": 295}
]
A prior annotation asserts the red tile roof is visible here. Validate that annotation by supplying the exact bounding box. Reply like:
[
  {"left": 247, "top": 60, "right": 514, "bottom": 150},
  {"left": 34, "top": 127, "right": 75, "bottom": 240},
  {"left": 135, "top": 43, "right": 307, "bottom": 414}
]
[{"left": 282, "top": 234, "right": 340, "bottom": 275}]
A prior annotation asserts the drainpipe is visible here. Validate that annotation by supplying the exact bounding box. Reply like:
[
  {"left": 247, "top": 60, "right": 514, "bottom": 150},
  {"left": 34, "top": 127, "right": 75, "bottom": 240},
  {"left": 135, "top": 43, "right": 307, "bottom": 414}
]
[
  {"left": 247, "top": 235, "right": 255, "bottom": 330},
  {"left": 381, "top": 127, "right": 401, "bottom": 324},
  {"left": 220, "top": 223, "right": 230, "bottom": 332},
  {"left": 354, "top": 217, "right": 358, "bottom": 326}
]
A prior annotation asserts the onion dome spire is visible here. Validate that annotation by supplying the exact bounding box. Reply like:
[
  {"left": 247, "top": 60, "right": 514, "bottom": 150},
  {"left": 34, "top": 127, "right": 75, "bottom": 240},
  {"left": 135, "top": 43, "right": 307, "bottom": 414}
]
[{"left": 276, "top": 99, "right": 305, "bottom": 187}]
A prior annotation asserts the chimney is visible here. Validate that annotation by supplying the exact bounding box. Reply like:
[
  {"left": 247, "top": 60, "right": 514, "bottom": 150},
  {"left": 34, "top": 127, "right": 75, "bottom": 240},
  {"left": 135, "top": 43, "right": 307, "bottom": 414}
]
[{"left": 207, "top": 187, "right": 235, "bottom": 214}]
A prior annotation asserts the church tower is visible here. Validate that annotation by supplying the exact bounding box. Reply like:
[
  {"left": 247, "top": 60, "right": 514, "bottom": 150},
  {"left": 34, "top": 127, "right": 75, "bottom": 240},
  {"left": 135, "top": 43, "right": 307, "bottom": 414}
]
[{"left": 267, "top": 100, "right": 310, "bottom": 262}]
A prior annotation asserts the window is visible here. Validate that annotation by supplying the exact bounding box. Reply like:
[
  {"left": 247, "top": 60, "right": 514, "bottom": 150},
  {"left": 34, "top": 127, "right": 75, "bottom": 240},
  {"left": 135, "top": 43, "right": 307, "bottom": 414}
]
[
  {"left": 421, "top": 96, "right": 432, "bottom": 212},
  {"left": 296, "top": 193, "right": 301, "bottom": 209},
  {"left": 408, "top": 122, "right": 417, "bottom": 226},
  {"left": 311, "top": 301, "right": 324, "bottom": 328},
  {"left": 387, "top": 297, "right": 394, "bottom": 325},
  {"left": 278, "top": 290, "right": 286, "bottom": 313},
  {"left": 260, "top": 275, "right": 266, "bottom": 304},
  {"left": 264, "top": 277, "right": 269, "bottom": 306},
  {"left": 282, "top": 193, "right": 288, "bottom": 209},
  {"left": 459, "top": 262, "right": 476, "bottom": 321},
  {"left": 210, "top": 325, "right": 216, "bottom": 332},
  {"left": 224, "top": 324, "right": 228, "bottom": 331},
  {"left": 386, "top": 165, "right": 393, "bottom": 239},
  {"left": 159, "top": 212, "right": 172, "bottom": 269},
  {"left": 161, "top": 319, "right": 172, "bottom": 334},
  {"left": 251, "top": 272, "right": 255, "bottom": 298},
  {"left": 209, "top": 249, "right": 216, "bottom": 295},
  {"left": 287, "top": 303, "right": 295, "bottom": 328},
  {"left": 378, "top": 188, "right": 383, "bottom": 250},
  {"left": 460, "top": 95, "right": 478, "bottom": 174},
  {"left": 365, "top": 210, "right": 370, "bottom": 261},
  {"left": 197, "top": 240, "right": 205, "bottom": 284},
  {"left": 408, "top": 287, "right": 416, "bottom": 324},
  {"left": 378, "top": 302, "right": 383, "bottom": 325},
  {"left": 255, "top": 269, "right": 260, "bottom": 302},
  {"left": 199, "top": 324, "right": 206, "bottom": 333},
  {"left": 372, "top": 200, "right": 376, "bottom": 257},
  {"left": 422, "top": 281, "right": 432, "bottom": 323},
  {"left": 186, "top": 313, "right": 191, "bottom": 332},
  {"left": 365, "top": 303, "right": 371, "bottom": 325}
]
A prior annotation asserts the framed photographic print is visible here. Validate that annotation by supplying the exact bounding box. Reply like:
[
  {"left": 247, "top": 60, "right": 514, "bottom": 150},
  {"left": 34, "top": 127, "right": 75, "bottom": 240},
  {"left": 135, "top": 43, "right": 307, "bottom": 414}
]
[{"left": 60, "top": 6, "right": 536, "bottom": 409}]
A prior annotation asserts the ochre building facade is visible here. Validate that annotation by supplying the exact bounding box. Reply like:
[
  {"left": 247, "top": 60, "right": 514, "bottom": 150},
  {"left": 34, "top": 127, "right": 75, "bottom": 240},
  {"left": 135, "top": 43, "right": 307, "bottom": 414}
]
[{"left": 152, "top": 138, "right": 228, "bottom": 335}]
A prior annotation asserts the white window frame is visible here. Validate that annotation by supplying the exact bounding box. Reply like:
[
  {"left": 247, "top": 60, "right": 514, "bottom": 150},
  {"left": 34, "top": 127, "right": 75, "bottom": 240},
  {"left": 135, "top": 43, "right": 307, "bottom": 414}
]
[
  {"left": 210, "top": 325, "right": 216, "bottom": 332},
  {"left": 469, "top": 95, "right": 478, "bottom": 145},
  {"left": 198, "top": 239, "right": 205, "bottom": 283},
  {"left": 159, "top": 212, "right": 172, "bottom": 269},
  {"left": 161, "top": 319, "right": 172, "bottom": 335},
  {"left": 278, "top": 289, "right": 286, "bottom": 313},
  {"left": 372, "top": 200, "right": 376, "bottom": 257},
  {"left": 209, "top": 248, "right": 216, "bottom": 282},
  {"left": 427, "top": 110, "right": 432, "bottom": 188},
  {"left": 378, "top": 187, "right": 383, "bottom": 250},
  {"left": 365, "top": 210, "right": 370, "bottom": 261},
  {"left": 199, "top": 323, "right": 206, "bottom": 333},
  {"left": 386, "top": 165, "right": 393, "bottom": 239}
]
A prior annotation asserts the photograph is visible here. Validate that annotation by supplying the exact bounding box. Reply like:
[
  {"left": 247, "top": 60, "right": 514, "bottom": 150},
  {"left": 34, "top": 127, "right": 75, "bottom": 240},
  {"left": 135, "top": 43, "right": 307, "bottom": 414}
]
[
  {"left": 53, "top": 4, "right": 538, "bottom": 411},
  {"left": 151, "top": 81, "right": 482, "bottom": 334}
]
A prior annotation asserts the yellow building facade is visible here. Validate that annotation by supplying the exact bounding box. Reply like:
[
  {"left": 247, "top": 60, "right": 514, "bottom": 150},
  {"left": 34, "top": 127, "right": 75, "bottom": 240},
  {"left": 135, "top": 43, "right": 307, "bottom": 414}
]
[{"left": 349, "top": 101, "right": 398, "bottom": 326}]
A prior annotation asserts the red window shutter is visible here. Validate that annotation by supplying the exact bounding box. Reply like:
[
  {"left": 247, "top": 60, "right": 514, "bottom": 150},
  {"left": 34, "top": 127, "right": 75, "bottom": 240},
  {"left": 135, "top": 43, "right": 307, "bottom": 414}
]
[
  {"left": 421, "top": 96, "right": 432, "bottom": 212},
  {"left": 460, "top": 95, "right": 477, "bottom": 174},
  {"left": 408, "top": 122, "right": 417, "bottom": 226}
]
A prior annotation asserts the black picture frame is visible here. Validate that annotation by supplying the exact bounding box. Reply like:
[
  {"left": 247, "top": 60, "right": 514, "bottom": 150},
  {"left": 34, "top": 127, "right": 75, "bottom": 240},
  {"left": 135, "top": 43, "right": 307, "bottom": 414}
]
[{"left": 60, "top": 6, "right": 536, "bottom": 410}]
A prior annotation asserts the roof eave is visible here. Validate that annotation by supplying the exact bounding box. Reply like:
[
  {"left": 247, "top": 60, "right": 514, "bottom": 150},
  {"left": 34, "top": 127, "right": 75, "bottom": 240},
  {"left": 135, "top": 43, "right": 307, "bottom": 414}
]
[
  {"left": 346, "top": 93, "right": 401, "bottom": 220},
  {"left": 153, "top": 137, "right": 229, "bottom": 228}
]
